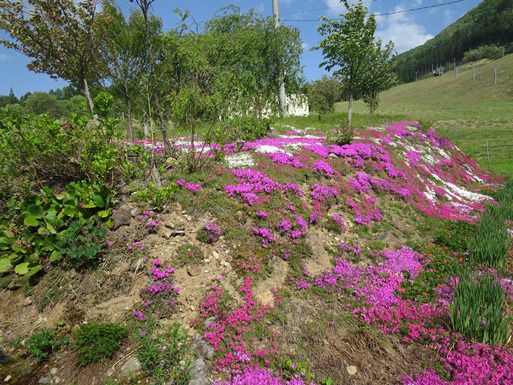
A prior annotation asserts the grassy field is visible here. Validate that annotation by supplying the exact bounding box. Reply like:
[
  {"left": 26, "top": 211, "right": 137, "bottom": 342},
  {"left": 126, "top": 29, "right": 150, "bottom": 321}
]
[{"left": 336, "top": 53, "right": 513, "bottom": 177}]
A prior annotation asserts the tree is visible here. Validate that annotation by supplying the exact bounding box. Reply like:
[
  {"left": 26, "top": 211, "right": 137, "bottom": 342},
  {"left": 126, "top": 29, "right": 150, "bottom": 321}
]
[
  {"left": 362, "top": 40, "right": 397, "bottom": 114},
  {"left": 308, "top": 75, "right": 342, "bottom": 114},
  {"left": 23, "top": 92, "right": 64, "bottom": 118},
  {"left": 0, "top": 89, "right": 18, "bottom": 108},
  {"left": 101, "top": 2, "right": 152, "bottom": 140},
  {"left": 317, "top": 0, "right": 376, "bottom": 128},
  {"left": 0, "top": 0, "right": 111, "bottom": 113},
  {"left": 201, "top": 6, "right": 304, "bottom": 118}
]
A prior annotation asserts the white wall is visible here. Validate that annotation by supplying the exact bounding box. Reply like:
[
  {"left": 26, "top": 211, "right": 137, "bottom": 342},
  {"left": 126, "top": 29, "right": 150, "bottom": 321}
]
[{"left": 286, "top": 94, "right": 309, "bottom": 117}]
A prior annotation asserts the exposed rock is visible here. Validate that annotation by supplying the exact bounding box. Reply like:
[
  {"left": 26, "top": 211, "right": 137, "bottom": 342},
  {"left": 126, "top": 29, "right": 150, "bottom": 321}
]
[
  {"left": 38, "top": 378, "right": 51, "bottom": 385},
  {"left": 130, "top": 257, "right": 145, "bottom": 273},
  {"left": 191, "top": 336, "right": 215, "bottom": 361},
  {"left": 112, "top": 207, "right": 132, "bottom": 230},
  {"left": 120, "top": 356, "right": 142, "bottom": 378},
  {"left": 49, "top": 368, "right": 58, "bottom": 376},
  {"left": 204, "top": 317, "right": 216, "bottom": 328},
  {"left": 168, "top": 229, "right": 186, "bottom": 238},
  {"left": 187, "top": 266, "right": 202, "bottom": 277},
  {"left": 22, "top": 297, "right": 32, "bottom": 307},
  {"left": 346, "top": 365, "right": 357, "bottom": 376},
  {"left": 188, "top": 358, "right": 210, "bottom": 385},
  {"left": 3, "top": 375, "right": 11, "bottom": 383}
]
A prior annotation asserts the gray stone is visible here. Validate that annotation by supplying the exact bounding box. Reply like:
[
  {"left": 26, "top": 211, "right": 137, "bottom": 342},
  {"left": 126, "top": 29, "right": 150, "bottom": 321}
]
[
  {"left": 3, "top": 375, "right": 11, "bottom": 383},
  {"left": 191, "top": 336, "right": 215, "bottom": 361},
  {"left": 38, "top": 378, "right": 51, "bottom": 385},
  {"left": 204, "top": 317, "right": 216, "bottom": 328},
  {"left": 49, "top": 368, "right": 57, "bottom": 376},
  {"left": 130, "top": 208, "right": 139, "bottom": 217},
  {"left": 346, "top": 365, "right": 357, "bottom": 376},
  {"left": 120, "top": 356, "right": 142, "bottom": 378},
  {"left": 112, "top": 207, "right": 132, "bottom": 230},
  {"left": 188, "top": 358, "right": 209, "bottom": 385},
  {"left": 130, "top": 257, "right": 145, "bottom": 273},
  {"left": 187, "top": 266, "right": 202, "bottom": 277}
]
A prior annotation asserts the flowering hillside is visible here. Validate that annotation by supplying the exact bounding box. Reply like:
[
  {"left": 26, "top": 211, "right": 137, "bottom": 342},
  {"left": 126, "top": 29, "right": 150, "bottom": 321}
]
[{"left": 2, "top": 121, "right": 511, "bottom": 385}]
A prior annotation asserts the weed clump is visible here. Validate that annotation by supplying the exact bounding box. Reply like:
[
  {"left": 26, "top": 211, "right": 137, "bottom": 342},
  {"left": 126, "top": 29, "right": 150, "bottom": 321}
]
[
  {"left": 450, "top": 272, "right": 510, "bottom": 345},
  {"left": 174, "top": 244, "right": 204, "bottom": 267},
  {"left": 26, "top": 328, "right": 68, "bottom": 361},
  {"left": 136, "top": 322, "right": 191, "bottom": 385},
  {"left": 74, "top": 322, "right": 128, "bottom": 366},
  {"left": 468, "top": 207, "right": 510, "bottom": 268}
]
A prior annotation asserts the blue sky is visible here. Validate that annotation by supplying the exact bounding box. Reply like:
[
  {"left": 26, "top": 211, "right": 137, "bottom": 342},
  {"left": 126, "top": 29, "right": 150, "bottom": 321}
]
[{"left": 0, "top": 0, "right": 482, "bottom": 96}]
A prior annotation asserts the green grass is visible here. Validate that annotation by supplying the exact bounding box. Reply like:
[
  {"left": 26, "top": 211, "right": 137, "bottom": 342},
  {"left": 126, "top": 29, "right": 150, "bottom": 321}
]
[
  {"left": 277, "top": 112, "right": 407, "bottom": 132},
  {"left": 74, "top": 322, "right": 128, "bottom": 366},
  {"left": 334, "top": 54, "right": 513, "bottom": 177}
]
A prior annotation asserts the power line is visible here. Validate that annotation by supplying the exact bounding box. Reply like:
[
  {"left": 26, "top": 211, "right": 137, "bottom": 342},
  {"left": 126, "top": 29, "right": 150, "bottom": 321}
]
[
  {"left": 282, "top": 0, "right": 464, "bottom": 22},
  {"left": 280, "top": 0, "right": 374, "bottom": 17}
]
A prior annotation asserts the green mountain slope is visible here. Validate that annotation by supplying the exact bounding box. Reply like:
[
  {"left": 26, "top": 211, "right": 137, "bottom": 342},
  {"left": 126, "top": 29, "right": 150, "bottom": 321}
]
[
  {"left": 336, "top": 54, "right": 513, "bottom": 176},
  {"left": 394, "top": 0, "right": 513, "bottom": 83}
]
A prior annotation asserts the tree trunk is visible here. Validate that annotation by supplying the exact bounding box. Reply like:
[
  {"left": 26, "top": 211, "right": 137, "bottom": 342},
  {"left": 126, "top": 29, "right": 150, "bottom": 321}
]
[
  {"left": 127, "top": 98, "right": 133, "bottom": 141},
  {"left": 347, "top": 92, "right": 353, "bottom": 128},
  {"left": 125, "top": 82, "right": 133, "bottom": 141},
  {"left": 83, "top": 78, "right": 94, "bottom": 115}
]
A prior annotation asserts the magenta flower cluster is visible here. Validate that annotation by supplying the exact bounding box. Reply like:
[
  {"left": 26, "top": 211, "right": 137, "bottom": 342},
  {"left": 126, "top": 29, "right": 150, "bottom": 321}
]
[
  {"left": 177, "top": 178, "right": 202, "bottom": 193},
  {"left": 265, "top": 152, "right": 304, "bottom": 168},
  {"left": 199, "top": 277, "right": 273, "bottom": 371},
  {"left": 133, "top": 259, "right": 180, "bottom": 321},
  {"left": 313, "top": 159, "right": 334, "bottom": 178},
  {"left": 310, "top": 184, "right": 338, "bottom": 202},
  {"left": 216, "top": 367, "right": 316, "bottom": 385},
  {"left": 204, "top": 221, "right": 222, "bottom": 243},
  {"left": 225, "top": 169, "right": 302, "bottom": 206}
]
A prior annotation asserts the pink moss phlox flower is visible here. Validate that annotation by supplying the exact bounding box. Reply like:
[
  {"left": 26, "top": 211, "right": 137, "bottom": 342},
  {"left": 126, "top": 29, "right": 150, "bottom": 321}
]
[
  {"left": 200, "top": 278, "right": 274, "bottom": 371},
  {"left": 252, "top": 227, "right": 276, "bottom": 247},
  {"left": 256, "top": 210, "right": 270, "bottom": 219},
  {"left": 265, "top": 152, "right": 304, "bottom": 168},
  {"left": 205, "top": 222, "right": 222, "bottom": 242},
  {"left": 132, "top": 309, "right": 146, "bottom": 322},
  {"left": 313, "top": 159, "right": 334, "bottom": 178},
  {"left": 177, "top": 178, "right": 202, "bottom": 193},
  {"left": 311, "top": 184, "right": 338, "bottom": 201},
  {"left": 406, "top": 150, "right": 421, "bottom": 166},
  {"left": 215, "top": 366, "right": 315, "bottom": 385}
]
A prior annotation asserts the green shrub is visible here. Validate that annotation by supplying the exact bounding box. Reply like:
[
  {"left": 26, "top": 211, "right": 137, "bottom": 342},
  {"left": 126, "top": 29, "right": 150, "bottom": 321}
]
[
  {"left": 468, "top": 207, "right": 510, "bottom": 268},
  {"left": 212, "top": 116, "right": 271, "bottom": 145},
  {"left": 26, "top": 328, "right": 68, "bottom": 361},
  {"left": 0, "top": 181, "right": 111, "bottom": 276},
  {"left": 0, "top": 110, "right": 119, "bottom": 204},
  {"left": 133, "top": 183, "right": 176, "bottom": 212},
  {"left": 58, "top": 219, "right": 107, "bottom": 266},
  {"left": 136, "top": 322, "right": 191, "bottom": 385},
  {"left": 330, "top": 126, "right": 353, "bottom": 145},
  {"left": 402, "top": 245, "right": 462, "bottom": 303},
  {"left": 461, "top": 44, "right": 502, "bottom": 63},
  {"left": 433, "top": 220, "right": 476, "bottom": 254},
  {"left": 74, "top": 322, "right": 128, "bottom": 366},
  {"left": 450, "top": 272, "right": 510, "bottom": 345}
]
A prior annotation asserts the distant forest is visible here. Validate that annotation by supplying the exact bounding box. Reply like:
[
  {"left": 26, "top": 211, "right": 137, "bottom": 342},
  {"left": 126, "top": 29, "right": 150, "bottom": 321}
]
[{"left": 393, "top": 0, "right": 513, "bottom": 83}]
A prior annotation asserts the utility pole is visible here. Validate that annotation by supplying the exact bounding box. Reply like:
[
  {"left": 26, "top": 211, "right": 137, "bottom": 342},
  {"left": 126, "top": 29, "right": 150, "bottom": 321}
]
[{"left": 273, "top": 0, "right": 288, "bottom": 116}]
